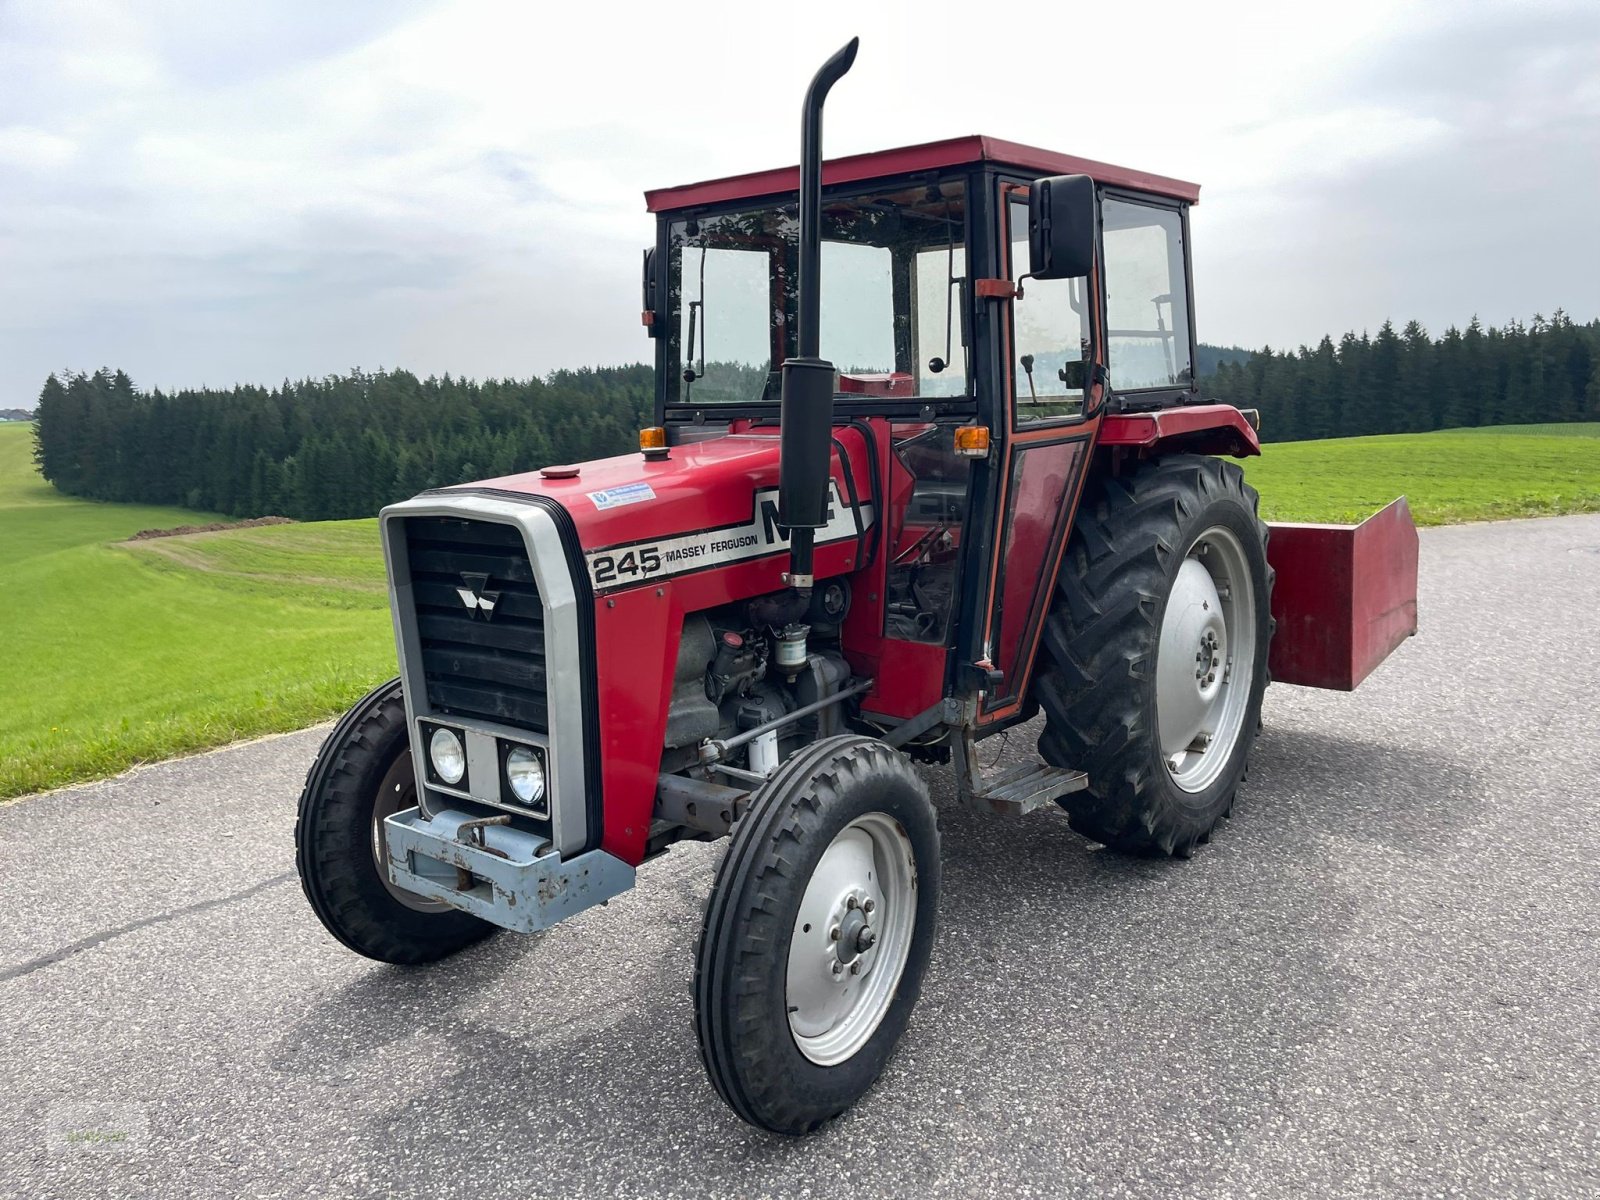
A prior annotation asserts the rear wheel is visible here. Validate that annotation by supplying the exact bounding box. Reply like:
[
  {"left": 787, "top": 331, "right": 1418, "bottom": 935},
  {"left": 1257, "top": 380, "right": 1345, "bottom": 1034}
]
[
  {"left": 694, "top": 736, "right": 940, "bottom": 1135},
  {"left": 1033, "top": 454, "right": 1273, "bottom": 855},
  {"left": 295, "top": 678, "right": 497, "bottom": 963}
]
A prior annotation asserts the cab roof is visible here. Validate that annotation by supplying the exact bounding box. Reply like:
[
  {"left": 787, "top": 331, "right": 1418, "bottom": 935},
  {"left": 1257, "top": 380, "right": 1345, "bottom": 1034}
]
[{"left": 643, "top": 134, "right": 1201, "bottom": 213}]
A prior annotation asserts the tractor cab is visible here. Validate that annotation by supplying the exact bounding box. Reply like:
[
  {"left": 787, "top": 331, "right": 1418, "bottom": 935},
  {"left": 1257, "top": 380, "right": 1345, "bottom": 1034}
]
[
  {"left": 645, "top": 134, "right": 1203, "bottom": 419},
  {"left": 640, "top": 135, "right": 1257, "bottom": 734}
]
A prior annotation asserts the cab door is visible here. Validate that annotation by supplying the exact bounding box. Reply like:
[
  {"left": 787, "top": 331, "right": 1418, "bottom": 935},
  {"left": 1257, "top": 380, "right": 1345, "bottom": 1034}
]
[{"left": 973, "top": 184, "right": 1104, "bottom": 726}]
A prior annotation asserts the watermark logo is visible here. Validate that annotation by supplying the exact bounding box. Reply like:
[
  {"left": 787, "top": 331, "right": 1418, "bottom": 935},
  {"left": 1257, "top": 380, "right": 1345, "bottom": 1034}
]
[{"left": 45, "top": 1101, "right": 149, "bottom": 1156}]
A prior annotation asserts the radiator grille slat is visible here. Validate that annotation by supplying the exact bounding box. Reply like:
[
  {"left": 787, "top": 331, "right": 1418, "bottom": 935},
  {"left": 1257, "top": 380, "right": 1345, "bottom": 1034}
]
[
  {"left": 414, "top": 613, "right": 544, "bottom": 656},
  {"left": 403, "top": 516, "right": 548, "bottom": 732},
  {"left": 407, "top": 545, "right": 538, "bottom": 585},
  {"left": 412, "top": 580, "right": 543, "bottom": 623}
]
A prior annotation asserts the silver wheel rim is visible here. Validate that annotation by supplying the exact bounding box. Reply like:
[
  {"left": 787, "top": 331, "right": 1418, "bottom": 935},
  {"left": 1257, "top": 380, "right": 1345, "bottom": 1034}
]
[
  {"left": 371, "top": 750, "right": 449, "bottom": 913},
  {"left": 785, "top": 813, "right": 917, "bottom": 1067},
  {"left": 1155, "top": 524, "right": 1257, "bottom": 794}
]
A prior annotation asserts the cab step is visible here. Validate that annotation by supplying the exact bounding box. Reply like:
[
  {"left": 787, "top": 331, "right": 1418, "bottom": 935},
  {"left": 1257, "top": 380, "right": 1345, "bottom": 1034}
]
[
  {"left": 951, "top": 729, "right": 1088, "bottom": 817},
  {"left": 972, "top": 760, "right": 1088, "bottom": 816}
]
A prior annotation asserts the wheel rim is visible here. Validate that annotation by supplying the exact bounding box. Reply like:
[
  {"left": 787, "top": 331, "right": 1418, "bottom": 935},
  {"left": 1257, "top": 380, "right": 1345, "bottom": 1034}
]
[
  {"left": 785, "top": 812, "right": 917, "bottom": 1067},
  {"left": 370, "top": 749, "right": 449, "bottom": 913},
  {"left": 1155, "top": 524, "right": 1257, "bottom": 794}
]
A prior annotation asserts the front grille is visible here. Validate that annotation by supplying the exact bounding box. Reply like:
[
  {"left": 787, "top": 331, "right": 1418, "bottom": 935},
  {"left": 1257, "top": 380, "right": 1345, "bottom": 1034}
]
[{"left": 403, "top": 516, "right": 548, "bottom": 732}]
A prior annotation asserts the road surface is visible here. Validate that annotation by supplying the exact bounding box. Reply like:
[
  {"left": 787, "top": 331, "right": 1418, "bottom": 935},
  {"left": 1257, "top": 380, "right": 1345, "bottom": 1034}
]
[{"left": 2, "top": 514, "right": 1597, "bottom": 1199}]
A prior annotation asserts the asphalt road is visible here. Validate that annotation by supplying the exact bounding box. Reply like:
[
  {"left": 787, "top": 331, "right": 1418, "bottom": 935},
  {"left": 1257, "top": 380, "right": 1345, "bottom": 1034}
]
[{"left": 3, "top": 514, "right": 1598, "bottom": 1199}]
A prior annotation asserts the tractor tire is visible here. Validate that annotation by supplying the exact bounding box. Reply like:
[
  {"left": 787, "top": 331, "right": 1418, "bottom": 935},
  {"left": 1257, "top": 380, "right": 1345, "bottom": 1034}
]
[
  {"left": 694, "top": 736, "right": 940, "bottom": 1135},
  {"left": 1034, "top": 454, "right": 1274, "bottom": 856},
  {"left": 295, "top": 677, "right": 497, "bottom": 964}
]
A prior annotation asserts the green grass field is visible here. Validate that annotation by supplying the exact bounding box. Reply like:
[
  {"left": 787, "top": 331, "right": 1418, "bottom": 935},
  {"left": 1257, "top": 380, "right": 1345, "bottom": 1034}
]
[
  {"left": 0, "top": 423, "right": 395, "bottom": 798},
  {"left": 2, "top": 419, "right": 1597, "bottom": 799},
  {"left": 1243, "top": 423, "right": 1600, "bottom": 525}
]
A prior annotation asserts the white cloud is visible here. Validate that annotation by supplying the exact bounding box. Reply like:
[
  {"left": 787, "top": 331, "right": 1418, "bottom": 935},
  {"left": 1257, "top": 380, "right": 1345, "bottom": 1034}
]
[{"left": 0, "top": 127, "right": 78, "bottom": 171}]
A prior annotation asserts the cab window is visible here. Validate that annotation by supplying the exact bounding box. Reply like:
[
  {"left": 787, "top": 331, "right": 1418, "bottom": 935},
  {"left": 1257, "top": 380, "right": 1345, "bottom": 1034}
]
[
  {"left": 665, "top": 180, "right": 969, "bottom": 408},
  {"left": 1102, "top": 198, "right": 1191, "bottom": 390},
  {"left": 1007, "top": 197, "right": 1086, "bottom": 423}
]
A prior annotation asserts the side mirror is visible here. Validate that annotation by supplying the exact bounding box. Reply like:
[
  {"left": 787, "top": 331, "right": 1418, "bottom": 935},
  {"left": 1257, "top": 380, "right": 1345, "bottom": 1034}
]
[
  {"left": 1058, "top": 360, "right": 1087, "bottom": 391},
  {"left": 1028, "top": 174, "right": 1097, "bottom": 280}
]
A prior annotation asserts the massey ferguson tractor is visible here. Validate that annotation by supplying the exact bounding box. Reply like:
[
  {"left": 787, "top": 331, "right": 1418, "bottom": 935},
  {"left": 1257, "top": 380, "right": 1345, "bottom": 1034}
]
[{"left": 296, "top": 39, "right": 1418, "bottom": 1134}]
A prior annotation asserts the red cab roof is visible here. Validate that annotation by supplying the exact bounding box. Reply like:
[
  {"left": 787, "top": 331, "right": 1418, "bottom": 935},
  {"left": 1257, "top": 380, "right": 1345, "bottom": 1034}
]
[{"left": 644, "top": 134, "right": 1201, "bottom": 213}]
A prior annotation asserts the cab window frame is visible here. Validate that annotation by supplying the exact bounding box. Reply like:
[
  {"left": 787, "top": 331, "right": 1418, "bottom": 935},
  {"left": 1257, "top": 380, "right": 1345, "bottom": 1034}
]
[
  {"left": 654, "top": 170, "right": 983, "bottom": 426},
  {"left": 999, "top": 177, "right": 1098, "bottom": 431},
  {"left": 1097, "top": 187, "right": 1199, "bottom": 405}
]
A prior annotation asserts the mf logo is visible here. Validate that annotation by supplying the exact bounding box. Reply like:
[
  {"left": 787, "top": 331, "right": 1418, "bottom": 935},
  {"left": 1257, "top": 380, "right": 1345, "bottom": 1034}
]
[{"left": 455, "top": 572, "right": 499, "bottom": 619}]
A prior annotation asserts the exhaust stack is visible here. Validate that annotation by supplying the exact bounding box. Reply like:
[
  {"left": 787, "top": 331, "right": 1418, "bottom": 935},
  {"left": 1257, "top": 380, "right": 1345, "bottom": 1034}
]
[{"left": 777, "top": 37, "right": 859, "bottom": 593}]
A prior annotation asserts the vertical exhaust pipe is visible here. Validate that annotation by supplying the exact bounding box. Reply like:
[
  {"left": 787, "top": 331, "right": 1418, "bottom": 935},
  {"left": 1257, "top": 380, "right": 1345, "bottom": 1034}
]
[{"left": 778, "top": 36, "right": 859, "bottom": 593}]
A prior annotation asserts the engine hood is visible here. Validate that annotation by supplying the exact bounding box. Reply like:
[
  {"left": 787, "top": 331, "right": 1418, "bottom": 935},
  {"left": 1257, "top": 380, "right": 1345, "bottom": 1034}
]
[{"left": 433, "top": 430, "right": 874, "bottom": 592}]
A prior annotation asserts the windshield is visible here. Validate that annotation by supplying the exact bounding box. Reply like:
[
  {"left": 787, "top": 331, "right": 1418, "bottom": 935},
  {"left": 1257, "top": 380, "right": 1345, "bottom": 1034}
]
[{"left": 665, "top": 179, "right": 968, "bottom": 407}]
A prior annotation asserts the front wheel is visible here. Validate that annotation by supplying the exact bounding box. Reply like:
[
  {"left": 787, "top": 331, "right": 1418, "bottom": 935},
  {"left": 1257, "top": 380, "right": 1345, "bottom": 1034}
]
[
  {"left": 1034, "top": 454, "right": 1274, "bottom": 856},
  {"left": 295, "top": 678, "right": 497, "bottom": 964},
  {"left": 694, "top": 736, "right": 940, "bottom": 1135}
]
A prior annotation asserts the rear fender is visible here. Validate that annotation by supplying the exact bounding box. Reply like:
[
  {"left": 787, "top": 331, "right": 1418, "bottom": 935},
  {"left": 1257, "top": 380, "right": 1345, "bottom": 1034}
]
[
  {"left": 1267, "top": 497, "right": 1419, "bottom": 690},
  {"left": 1099, "top": 405, "right": 1260, "bottom": 458}
]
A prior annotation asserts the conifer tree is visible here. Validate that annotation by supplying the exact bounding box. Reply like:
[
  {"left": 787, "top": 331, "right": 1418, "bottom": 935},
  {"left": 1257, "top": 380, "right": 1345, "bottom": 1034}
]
[{"left": 28, "top": 314, "right": 1600, "bottom": 515}]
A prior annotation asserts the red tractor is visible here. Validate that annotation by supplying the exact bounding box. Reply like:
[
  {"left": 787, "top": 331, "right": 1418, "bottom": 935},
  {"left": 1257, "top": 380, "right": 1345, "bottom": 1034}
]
[{"left": 296, "top": 39, "right": 1418, "bottom": 1134}]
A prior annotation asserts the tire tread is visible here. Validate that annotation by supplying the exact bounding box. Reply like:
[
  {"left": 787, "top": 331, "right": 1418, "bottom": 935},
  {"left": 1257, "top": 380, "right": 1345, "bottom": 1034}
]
[
  {"left": 1033, "top": 454, "right": 1274, "bottom": 855},
  {"left": 693, "top": 736, "right": 939, "bottom": 1135},
  {"left": 294, "top": 678, "right": 495, "bottom": 964}
]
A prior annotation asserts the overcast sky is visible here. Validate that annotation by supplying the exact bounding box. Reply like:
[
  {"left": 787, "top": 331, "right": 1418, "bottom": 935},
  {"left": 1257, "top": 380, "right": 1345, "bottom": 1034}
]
[{"left": 2, "top": 0, "right": 1597, "bottom": 403}]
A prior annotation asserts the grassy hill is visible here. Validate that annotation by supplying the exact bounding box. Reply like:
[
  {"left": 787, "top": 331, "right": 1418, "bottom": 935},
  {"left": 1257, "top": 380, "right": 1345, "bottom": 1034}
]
[
  {"left": 0, "top": 423, "right": 394, "bottom": 798},
  {"left": 2, "top": 419, "right": 1597, "bottom": 799}
]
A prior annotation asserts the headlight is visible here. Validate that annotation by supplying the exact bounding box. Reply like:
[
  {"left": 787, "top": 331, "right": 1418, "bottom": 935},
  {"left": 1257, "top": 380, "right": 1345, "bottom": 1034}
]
[
  {"left": 505, "top": 745, "right": 545, "bottom": 806},
  {"left": 429, "top": 727, "right": 466, "bottom": 785}
]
